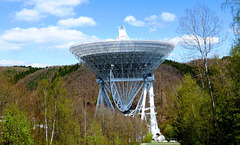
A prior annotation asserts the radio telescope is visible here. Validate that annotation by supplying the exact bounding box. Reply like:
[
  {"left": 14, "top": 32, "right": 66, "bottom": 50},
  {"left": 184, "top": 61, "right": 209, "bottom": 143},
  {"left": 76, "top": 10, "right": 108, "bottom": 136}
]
[{"left": 70, "top": 26, "right": 174, "bottom": 141}]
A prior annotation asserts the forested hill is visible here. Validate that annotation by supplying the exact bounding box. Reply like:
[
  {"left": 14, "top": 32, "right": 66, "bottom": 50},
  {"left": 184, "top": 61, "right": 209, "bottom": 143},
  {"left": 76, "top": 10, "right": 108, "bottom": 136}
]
[
  {"left": 0, "top": 56, "right": 239, "bottom": 144},
  {"left": 1, "top": 60, "right": 187, "bottom": 116}
]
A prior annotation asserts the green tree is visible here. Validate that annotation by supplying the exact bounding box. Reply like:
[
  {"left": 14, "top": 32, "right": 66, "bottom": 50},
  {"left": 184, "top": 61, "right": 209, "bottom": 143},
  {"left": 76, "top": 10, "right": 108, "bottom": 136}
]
[
  {"left": 163, "top": 124, "right": 174, "bottom": 139},
  {"left": 223, "top": 0, "right": 240, "bottom": 34},
  {"left": 86, "top": 121, "right": 108, "bottom": 145},
  {"left": 0, "top": 73, "right": 14, "bottom": 115},
  {"left": 142, "top": 133, "right": 153, "bottom": 143},
  {"left": 222, "top": 40, "right": 240, "bottom": 144},
  {"left": 37, "top": 78, "right": 82, "bottom": 145},
  {"left": 37, "top": 79, "right": 50, "bottom": 145},
  {"left": 173, "top": 75, "right": 212, "bottom": 145},
  {"left": 54, "top": 94, "right": 81, "bottom": 144},
  {"left": 1, "top": 104, "right": 34, "bottom": 145}
]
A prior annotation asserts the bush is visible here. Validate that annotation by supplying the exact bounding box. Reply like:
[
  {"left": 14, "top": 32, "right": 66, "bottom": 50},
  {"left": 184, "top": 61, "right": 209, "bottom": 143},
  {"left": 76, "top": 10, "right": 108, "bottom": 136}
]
[
  {"left": 1, "top": 104, "right": 34, "bottom": 144},
  {"left": 143, "top": 133, "right": 153, "bottom": 143}
]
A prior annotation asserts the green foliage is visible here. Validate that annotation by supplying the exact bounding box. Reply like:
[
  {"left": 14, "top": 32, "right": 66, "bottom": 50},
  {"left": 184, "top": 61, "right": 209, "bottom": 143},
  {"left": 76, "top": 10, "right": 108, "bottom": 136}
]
[
  {"left": 94, "top": 107, "right": 148, "bottom": 145},
  {"left": 86, "top": 121, "right": 108, "bottom": 145},
  {"left": 13, "top": 66, "right": 42, "bottom": 83},
  {"left": 3, "top": 69, "right": 17, "bottom": 82},
  {"left": 223, "top": 0, "right": 240, "bottom": 34},
  {"left": 55, "top": 92, "right": 81, "bottom": 144},
  {"left": 37, "top": 77, "right": 83, "bottom": 144},
  {"left": 0, "top": 104, "right": 34, "bottom": 145},
  {"left": 143, "top": 133, "right": 153, "bottom": 143},
  {"left": 26, "top": 80, "right": 39, "bottom": 91},
  {"left": 163, "top": 124, "right": 174, "bottom": 139},
  {"left": 113, "top": 133, "right": 123, "bottom": 145},
  {"left": 218, "top": 40, "right": 240, "bottom": 144},
  {"left": 230, "top": 38, "right": 240, "bottom": 56},
  {"left": 25, "top": 68, "right": 54, "bottom": 91},
  {"left": 163, "top": 60, "right": 196, "bottom": 76},
  {"left": 203, "top": 41, "right": 240, "bottom": 144},
  {"left": 0, "top": 74, "right": 14, "bottom": 114},
  {"left": 172, "top": 75, "right": 212, "bottom": 145},
  {"left": 4, "top": 54, "right": 240, "bottom": 145},
  {"left": 52, "top": 63, "right": 81, "bottom": 81}
]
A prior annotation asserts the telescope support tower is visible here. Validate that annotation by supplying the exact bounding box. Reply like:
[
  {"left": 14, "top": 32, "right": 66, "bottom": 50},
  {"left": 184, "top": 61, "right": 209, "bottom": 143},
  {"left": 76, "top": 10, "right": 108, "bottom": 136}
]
[{"left": 95, "top": 70, "right": 165, "bottom": 141}]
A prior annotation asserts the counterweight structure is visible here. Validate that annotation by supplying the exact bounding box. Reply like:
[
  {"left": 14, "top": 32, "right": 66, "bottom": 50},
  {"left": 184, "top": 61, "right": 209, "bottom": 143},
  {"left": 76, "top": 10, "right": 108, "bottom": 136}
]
[{"left": 70, "top": 26, "right": 174, "bottom": 141}]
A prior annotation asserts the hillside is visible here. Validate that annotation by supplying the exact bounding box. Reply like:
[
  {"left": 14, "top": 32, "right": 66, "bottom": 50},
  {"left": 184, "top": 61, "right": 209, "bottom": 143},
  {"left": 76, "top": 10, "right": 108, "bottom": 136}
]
[
  {"left": 1, "top": 60, "right": 188, "bottom": 122},
  {"left": 11, "top": 61, "right": 187, "bottom": 123},
  {"left": 1, "top": 56, "right": 239, "bottom": 145}
]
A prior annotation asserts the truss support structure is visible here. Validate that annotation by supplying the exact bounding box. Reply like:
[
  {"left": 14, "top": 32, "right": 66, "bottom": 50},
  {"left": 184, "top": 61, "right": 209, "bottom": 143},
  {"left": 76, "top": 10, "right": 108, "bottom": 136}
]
[
  {"left": 95, "top": 68, "right": 165, "bottom": 141},
  {"left": 95, "top": 78, "right": 114, "bottom": 115}
]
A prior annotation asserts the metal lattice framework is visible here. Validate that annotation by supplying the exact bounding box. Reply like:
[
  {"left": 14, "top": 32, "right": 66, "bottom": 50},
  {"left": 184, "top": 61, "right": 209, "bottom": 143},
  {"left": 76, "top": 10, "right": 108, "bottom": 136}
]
[
  {"left": 70, "top": 40, "right": 173, "bottom": 79},
  {"left": 70, "top": 26, "right": 174, "bottom": 141}
]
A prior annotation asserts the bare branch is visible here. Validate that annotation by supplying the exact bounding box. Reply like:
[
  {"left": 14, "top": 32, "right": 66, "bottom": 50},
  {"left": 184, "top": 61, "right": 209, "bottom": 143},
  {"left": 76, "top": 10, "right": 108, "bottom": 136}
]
[{"left": 177, "top": 4, "right": 222, "bottom": 139}]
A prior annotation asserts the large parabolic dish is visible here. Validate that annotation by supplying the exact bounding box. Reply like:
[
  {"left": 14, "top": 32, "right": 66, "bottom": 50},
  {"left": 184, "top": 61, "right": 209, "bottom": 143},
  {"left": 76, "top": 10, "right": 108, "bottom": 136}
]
[
  {"left": 70, "top": 28, "right": 174, "bottom": 80},
  {"left": 70, "top": 26, "right": 174, "bottom": 141}
]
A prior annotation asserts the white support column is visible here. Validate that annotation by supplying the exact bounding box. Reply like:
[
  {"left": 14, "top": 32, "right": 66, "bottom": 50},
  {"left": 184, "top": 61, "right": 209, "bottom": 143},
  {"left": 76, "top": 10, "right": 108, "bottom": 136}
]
[
  {"left": 95, "top": 79, "right": 114, "bottom": 116},
  {"left": 100, "top": 83, "right": 105, "bottom": 106},
  {"left": 95, "top": 79, "right": 105, "bottom": 116},
  {"left": 141, "top": 83, "right": 148, "bottom": 120},
  {"left": 149, "top": 81, "right": 161, "bottom": 139},
  {"left": 139, "top": 74, "right": 165, "bottom": 141}
]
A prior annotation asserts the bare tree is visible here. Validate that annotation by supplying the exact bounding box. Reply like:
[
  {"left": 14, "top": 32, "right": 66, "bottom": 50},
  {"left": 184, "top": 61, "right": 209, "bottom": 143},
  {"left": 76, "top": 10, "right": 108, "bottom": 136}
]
[{"left": 177, "top": 5, "right": 221, "bottom": 128}]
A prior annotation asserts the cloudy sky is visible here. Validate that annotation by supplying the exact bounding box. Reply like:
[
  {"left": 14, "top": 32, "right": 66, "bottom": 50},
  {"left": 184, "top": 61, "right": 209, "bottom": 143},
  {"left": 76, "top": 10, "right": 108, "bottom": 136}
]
[{"left": 0, "top": 0, "right": 234, "bottom": 67}]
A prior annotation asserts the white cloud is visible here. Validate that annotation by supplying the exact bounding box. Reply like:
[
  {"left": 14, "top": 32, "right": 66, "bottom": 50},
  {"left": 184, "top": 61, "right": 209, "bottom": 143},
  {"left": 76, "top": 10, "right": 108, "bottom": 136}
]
[
  {"left": 14, "top": 0, "right": 88, "bottom": 21},
  {"left": 58, "top": 17, "right": 96, "bottom": 28},
  {"left": 0, "top": 59, "right": 25, "bottom": 66},
  {"left": 14, "top": 8, "right": 45, "bottom": 21},
  {"left": 124, "top": 13, "right": 175, "bottom": 32},
  {"left": 180, "top": 35, "right": 219, "bottom": 46},
  {"left": 54, "top": 41, "right": 76, "bottom": 49},
  {"left": 30, "top": 63, "right": 49, "bottom": 67},
  {"left": 144, "top": 15, "right": 158, "bottom": 22},
  {"left": 0, "top": 59, "right": 50, "bottom": 67},
  {"left": 0, "top": 26, "right": 99, "bottom": 51},
  {"left": 144, "top": 15, "right": 164, "bottom": 32},
  {"left": 169, "top": 36, "right": 181, "bottom": 45},
  {"left": 161, "top": 12, "right": 176, "bottom": 22},
  {"left": 169, "top": 35, "right": 220, "bottom": 47},
  {"left": 124, "top": 15, "right": 145, "bottom": 27},
  {"left": 0, "top": 40, "right": 22, "bottom": 51},
  {"left": 148, "top": 27, "right": 157, "bottom": 33}
]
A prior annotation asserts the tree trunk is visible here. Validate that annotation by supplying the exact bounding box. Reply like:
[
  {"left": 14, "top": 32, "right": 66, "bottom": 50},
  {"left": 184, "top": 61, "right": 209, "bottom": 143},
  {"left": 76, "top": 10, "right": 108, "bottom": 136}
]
[
  {"left": 44, "top": 90, "right": 48, "bottom": 145},
  {"left": 204, "top": 59, "right": 220, "bottom": 144},
  {"left": 50, "top": 90, "right": 59, "bottom": 145},
  {"left": 50, "top": 101, "right": 57, "bottom": 145},
  {"left": 204, "top": 60, "right": 216, "bottom": 121},
  {"left": 84, "top": 94, "right": 87, "bottom": 145}
]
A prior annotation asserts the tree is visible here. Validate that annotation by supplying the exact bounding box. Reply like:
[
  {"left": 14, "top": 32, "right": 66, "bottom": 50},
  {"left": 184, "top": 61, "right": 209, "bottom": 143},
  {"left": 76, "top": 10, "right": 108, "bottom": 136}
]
[
  {"left": 0, "top": 73, "right": 13, "bottom": 115},
  {"left": 1, "top": 104, "right": 34, "bottom": 145},
  {"left": 37, "top": 77, "right": 81, "bottom": 145},
  {"left": 173, "top": 75, "right": 212, "bottom": 144},
  {"left": 209, "top": 40, "right": 240, "bottom": 144},
  {"left": 223, "top": 0, "right": 240, "bottom": 34},
  {"left": 37, "top": 79, "right": 50, "bottom": 145},
  {"left": 225, "top": 40, "right": 240, "bottom": 144},
  {"left": 177, "top": 4, "right": 222, "bottom": 131},
  {"left": 86, "top": 121, "right": 108, "bottom": 145}
]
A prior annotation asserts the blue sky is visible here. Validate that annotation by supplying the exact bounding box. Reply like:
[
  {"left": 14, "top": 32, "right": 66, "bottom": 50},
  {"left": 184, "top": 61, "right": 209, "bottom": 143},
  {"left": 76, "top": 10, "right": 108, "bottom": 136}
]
[{"left": 0, "top": 0, "right": 234, "bottom": 67}]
